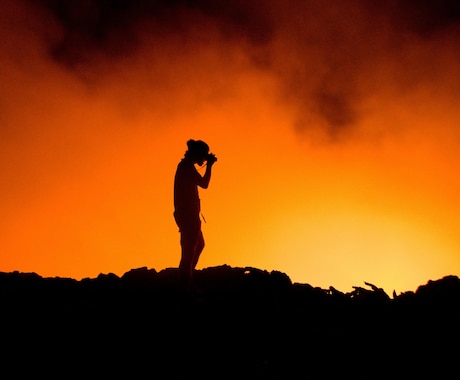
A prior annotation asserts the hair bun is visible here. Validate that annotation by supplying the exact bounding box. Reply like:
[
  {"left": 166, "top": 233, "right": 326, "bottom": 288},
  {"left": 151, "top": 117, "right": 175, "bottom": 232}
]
[{"left": 186, "top": 139, "right": 196, "bottom": 149}]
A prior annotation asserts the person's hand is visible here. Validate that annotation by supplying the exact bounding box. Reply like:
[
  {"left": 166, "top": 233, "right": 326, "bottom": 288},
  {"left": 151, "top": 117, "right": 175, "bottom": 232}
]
[{"left": 207, "top": 153, "right": 217, "bottom": 165}]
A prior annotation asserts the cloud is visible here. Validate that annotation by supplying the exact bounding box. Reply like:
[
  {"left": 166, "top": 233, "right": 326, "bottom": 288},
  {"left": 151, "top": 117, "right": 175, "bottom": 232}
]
[
  {"left": 11, "top": 0, "right": 460, "bottom": 139},
  {"left": 33, "top": 0, "right": 273, "bottom": 67}
]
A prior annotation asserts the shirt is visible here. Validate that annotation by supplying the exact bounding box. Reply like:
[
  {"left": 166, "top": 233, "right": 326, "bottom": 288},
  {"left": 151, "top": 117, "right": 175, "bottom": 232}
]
[{"left": 174, "top": 159, "right": 202, "bottom": 217}]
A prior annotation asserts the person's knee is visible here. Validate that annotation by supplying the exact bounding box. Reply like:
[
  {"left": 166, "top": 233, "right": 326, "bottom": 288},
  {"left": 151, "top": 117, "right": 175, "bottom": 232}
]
[
  {"left": 181, "top": 232, "right": 197, "bottom": 248},
  {"left": 196, "top": 235, "right": 205, "bottom": 252}
]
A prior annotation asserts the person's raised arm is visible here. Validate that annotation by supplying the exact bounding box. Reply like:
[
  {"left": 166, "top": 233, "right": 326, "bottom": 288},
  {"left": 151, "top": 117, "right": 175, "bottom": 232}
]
[{"left": 197, "top": 153, "right": 217, "bottom": 189}]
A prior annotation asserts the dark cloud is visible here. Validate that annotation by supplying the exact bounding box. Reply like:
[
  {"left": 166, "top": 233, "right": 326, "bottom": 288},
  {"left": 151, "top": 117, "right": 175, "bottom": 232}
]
[
  {"left": 24, "top": 0, "right": 460, "bottom": 138},
  {"left": 278, "top": 0, "right": 460, "bottom": 137},
  {"left": 393, "top": 0, "right": 460, "bottom": 37},
  {"left": 30, "top": 0, "right": 274, "bottom": 66}
]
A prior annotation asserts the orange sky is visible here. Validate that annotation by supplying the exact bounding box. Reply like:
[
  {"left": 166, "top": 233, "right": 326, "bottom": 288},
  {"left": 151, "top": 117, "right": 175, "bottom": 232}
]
[{"left": 1, "top": 0, "right": 460, "bottom": 293}]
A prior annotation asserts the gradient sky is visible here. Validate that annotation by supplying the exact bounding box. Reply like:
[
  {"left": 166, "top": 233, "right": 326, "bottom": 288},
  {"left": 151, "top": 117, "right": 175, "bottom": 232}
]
[{"left": 1, "top": 0, "right": 460, "bottom": 293}]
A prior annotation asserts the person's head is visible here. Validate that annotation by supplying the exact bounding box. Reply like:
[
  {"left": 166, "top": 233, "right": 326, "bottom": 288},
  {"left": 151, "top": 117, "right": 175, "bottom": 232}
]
[{"left": 184, "top": 139, "right": 209, "bottom": 165}]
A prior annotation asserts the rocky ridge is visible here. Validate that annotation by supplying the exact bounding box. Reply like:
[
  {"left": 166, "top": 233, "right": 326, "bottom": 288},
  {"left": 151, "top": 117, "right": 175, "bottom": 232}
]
[{"left": 1, "top": 265, "right": 459, "bottom": 379}]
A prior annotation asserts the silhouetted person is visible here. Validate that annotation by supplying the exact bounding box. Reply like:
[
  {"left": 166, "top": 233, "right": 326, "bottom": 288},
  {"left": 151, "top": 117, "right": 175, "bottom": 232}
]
[{"left": 174, "top": 139, "right": 217, "bottom": 294}]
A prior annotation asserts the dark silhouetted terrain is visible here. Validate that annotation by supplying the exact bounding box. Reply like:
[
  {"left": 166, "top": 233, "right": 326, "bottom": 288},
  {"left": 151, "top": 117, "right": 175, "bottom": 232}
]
[{"left": 1, "top": 265, "right": 459, "bottom": 379}]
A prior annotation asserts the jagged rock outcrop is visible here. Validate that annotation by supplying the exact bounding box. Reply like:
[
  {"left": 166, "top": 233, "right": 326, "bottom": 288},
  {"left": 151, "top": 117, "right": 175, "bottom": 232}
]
[{"left": 0, "top": 266, "right": 458, "bottom": 379}]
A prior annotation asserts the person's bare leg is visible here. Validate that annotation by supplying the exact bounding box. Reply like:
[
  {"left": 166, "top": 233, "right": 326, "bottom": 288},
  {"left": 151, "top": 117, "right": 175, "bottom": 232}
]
[
  {"left": 179, "top": 234, "right": 195, "bottom": 293},
  {"left": 192, "top": 231, "right": 205, "bottom": 270}
]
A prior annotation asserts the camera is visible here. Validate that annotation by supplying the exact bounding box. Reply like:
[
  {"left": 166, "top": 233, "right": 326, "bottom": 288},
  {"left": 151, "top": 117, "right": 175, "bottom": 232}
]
[{"left": 207, "top": 153, "right": 217, "bottom": 164}]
